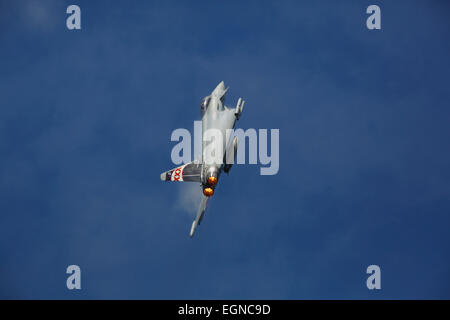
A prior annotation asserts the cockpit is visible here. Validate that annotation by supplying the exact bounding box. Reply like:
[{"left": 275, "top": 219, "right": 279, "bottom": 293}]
[
  {"left": 201, "top": 94, "right": 226, "bottom": 114},
  {"left": 200, "top": 96, "right": 210, "bottom": 112}
]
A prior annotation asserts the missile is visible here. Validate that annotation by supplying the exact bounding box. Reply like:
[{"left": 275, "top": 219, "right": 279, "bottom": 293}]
[
  {"left": 239, "top": 100, "right": 245, "bottom": 115},
  {"left": 235, "top": 98, "right": 243, "bottom": 119}
]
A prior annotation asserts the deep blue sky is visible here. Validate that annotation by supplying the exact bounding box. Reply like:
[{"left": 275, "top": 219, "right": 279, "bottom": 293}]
[{"left": 1, "top": 0, "right": 449, "bottom": 299}]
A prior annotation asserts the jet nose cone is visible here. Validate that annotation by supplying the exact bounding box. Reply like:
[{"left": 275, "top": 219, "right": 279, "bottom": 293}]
[
  {"left": 212, "top": 81, "right": 227, "bottom": 96},
  {"left": 216, "top": 81, "right": 225, "bottom": 90}
]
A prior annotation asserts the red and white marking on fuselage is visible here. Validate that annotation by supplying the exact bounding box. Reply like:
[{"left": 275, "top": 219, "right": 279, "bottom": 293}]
[{"left": 171, "top": 164, "right": 186, "bottom": 181}]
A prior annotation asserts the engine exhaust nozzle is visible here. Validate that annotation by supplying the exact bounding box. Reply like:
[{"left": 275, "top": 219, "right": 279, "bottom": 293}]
[
  {"left": 203, "top": 187, "right": 214, "bottom": 197},
  {"left": 207, "top": 176, "right": 218, "bottom": 186}
]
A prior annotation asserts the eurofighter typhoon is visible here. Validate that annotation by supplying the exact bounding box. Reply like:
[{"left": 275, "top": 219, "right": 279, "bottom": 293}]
[{"left": 160, "top": 81, "right": 245, "bottom": 237}]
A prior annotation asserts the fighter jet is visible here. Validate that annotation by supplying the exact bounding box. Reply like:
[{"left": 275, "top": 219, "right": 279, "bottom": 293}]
[{"left": 160, "top": 81, "right": 245, "bottom": 237}]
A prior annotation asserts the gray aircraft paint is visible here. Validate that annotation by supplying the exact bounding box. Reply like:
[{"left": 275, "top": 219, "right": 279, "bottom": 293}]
[{"left": 161, "top": 81, "right": 244, "bottom": 237}]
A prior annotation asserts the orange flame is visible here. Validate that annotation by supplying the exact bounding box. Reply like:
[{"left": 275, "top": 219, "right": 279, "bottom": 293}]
[
  {"left": 207, "top": 176, "right": 218, "bottom": 186},
  {"left": 203, "top": 187, "right": 214, "bottom": 197}
]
